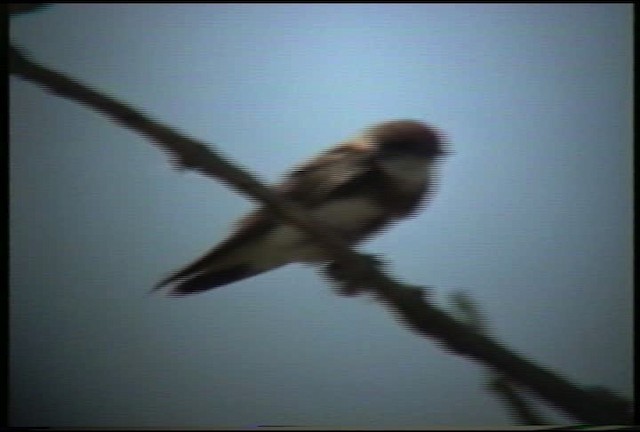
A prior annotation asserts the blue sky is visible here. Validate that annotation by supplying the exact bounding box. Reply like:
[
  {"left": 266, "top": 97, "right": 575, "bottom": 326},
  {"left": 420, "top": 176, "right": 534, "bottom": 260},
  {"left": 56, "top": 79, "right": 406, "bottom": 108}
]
[{"left": 10, "top": 4, "right": 632, "bottom": 427}]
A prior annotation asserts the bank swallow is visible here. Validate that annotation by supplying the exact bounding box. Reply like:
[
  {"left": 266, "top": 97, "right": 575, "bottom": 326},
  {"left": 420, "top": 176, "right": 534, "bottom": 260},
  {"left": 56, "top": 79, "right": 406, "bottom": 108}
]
[{"left": 156, "top": 119, "right": 448, "bottom": 295}]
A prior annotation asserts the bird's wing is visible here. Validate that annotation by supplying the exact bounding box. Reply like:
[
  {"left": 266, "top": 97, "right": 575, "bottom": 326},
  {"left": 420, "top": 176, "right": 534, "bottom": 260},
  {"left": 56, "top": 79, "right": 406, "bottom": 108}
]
[{"left": 274, "top": 138, "right": 377, "bottom": 206}]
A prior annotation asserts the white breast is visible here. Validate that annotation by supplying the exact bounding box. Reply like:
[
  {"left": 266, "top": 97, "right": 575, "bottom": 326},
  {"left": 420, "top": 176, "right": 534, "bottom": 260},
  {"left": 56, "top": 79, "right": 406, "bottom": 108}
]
[{"left": 253, "top": 197, "right": 382, "bottom": 267}]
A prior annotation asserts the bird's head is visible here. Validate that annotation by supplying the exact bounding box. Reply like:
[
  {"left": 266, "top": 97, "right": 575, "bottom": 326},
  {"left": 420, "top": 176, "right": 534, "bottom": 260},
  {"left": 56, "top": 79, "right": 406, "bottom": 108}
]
[{"left": 365, "top": 119, "right": 450, "bottom": 161}]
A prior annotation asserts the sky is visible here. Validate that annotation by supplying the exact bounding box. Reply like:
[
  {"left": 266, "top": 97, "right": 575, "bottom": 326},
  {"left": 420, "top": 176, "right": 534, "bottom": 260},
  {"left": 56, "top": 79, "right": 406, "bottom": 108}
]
[{"left": 9, "top": 4, "right": 633, "bottom": 428}]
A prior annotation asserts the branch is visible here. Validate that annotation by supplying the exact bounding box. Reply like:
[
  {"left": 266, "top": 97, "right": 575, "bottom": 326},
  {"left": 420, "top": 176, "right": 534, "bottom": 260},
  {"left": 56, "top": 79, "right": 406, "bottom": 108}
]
[
  {"left": 450, "top": 292, "right": 550, "bottom": 425},
  {"left": 9, "top": 45, "right": 632, "bottom": 425}
]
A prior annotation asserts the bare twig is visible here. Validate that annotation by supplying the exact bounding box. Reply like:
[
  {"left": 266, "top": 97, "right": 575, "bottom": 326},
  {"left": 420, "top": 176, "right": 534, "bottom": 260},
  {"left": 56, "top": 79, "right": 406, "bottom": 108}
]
[
  {"left": 9, "top": 45, "right": 632, "bottom": 425},
  {"left": 450, "top": 292, "right": 551, "bottom": 425}
]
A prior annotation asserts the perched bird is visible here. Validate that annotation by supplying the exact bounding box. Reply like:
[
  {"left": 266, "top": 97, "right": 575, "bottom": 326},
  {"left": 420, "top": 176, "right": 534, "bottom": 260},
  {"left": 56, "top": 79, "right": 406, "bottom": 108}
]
[{"left": 156, "top": 120, "right": 449, "bottom": 296}]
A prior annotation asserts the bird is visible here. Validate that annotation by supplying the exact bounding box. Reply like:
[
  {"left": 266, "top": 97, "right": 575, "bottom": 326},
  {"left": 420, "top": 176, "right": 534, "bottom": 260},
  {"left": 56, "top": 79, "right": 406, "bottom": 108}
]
[{"left": 155, "top": 119, "right": 449, "bottom": 296}]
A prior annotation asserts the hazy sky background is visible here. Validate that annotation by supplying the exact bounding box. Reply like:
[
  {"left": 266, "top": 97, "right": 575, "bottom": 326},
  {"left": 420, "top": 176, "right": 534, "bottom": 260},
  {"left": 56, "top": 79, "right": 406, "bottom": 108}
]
[{"left": 10, "top": 4, "right": 632, "bottom": 428}]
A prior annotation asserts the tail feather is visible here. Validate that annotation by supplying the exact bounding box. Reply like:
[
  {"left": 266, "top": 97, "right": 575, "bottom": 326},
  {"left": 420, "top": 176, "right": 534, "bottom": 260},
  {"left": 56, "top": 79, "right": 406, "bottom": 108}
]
[
  {"left": 155, "top": 214, "right": 279, "bottom": 295},
  {"left": 154, "top": 246, "right": 229, "bottom": 291},
  {"left": 154, "top": 215, "right": 292, "bottom": 295},
  {"left": 166, "top": 264, "right": 273, "bottom": 296},
  {"left": 155, "top": 251, "right": 287, "bottom": 296}
]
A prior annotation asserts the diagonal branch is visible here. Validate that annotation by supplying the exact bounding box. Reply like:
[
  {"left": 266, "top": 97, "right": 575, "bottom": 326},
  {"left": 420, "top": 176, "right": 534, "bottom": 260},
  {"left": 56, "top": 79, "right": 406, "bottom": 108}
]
[{"left": 9, "top": 44, "right": 632, "bottom": 425}]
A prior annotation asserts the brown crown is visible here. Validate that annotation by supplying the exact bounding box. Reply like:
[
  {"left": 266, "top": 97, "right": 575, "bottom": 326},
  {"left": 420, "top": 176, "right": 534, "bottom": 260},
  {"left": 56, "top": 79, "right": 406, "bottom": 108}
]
[{"left": 365, "top": 119, "right": 449, "bottom": 158}]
